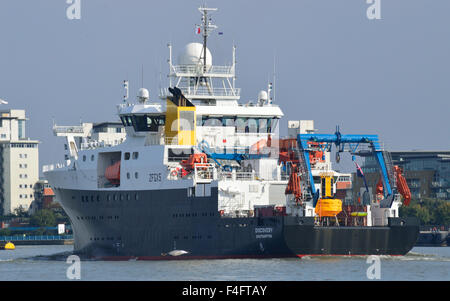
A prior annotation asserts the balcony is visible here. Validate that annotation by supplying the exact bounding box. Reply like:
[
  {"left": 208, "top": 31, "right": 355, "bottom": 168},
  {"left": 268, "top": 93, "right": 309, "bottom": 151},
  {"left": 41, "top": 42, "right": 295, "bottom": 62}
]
[
  {"left": 53, "top": 126, "right": 84, "bottom": 134},
  {"left": 171, "top": 65, "right": 235, "bottom": 77},
  {"left": 160, "top": 87, "right": 240, "bottom": 100}
]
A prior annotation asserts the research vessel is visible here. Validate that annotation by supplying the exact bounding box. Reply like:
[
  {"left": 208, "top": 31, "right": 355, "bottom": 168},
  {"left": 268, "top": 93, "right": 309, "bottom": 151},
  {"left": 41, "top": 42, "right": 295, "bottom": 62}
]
[{"left": 44, "top": 6, "right": 419, "bottom": 259}]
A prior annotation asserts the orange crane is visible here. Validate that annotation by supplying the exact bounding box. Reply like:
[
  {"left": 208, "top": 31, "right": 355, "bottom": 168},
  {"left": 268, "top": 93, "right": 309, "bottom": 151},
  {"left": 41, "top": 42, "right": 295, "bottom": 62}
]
[
  {"left": 375, "top": 166, "right": 411, "bottom": 206},
  {"left": 394, "top": 165, "right": 411, "bottom": 206},
  {"left": 285, "top": 164, "right": 302, "bottom": 204}
]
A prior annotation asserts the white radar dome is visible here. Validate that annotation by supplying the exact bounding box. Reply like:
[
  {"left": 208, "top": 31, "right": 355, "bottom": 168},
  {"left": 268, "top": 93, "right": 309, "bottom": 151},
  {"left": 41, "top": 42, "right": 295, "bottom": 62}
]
[
  {"left": 178, "top": 42, "right": 212, "bottom": 68},
  {"left": 137, "top": 88, "right": 149, "bottom": 103},
  {"left": 258, "top": 90, "right": 268, "bottom": 105}
]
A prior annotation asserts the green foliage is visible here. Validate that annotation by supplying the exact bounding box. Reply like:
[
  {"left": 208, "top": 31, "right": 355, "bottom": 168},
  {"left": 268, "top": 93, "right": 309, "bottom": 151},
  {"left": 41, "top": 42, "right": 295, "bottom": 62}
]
[
  {"left": 13, "top": 206, "right": 29, "bottom": 218},
  {"left": 0, "top": 228, "right": 12, "bottom": 236},
  {"left": 30, "top": 209, "right": 56, "bottom": 228},
  {"left": 399, "top": 198, "right": 450, "bottom": 226},
  {"left": 434, "top": 201, "right": 450, "bottom": 225}
]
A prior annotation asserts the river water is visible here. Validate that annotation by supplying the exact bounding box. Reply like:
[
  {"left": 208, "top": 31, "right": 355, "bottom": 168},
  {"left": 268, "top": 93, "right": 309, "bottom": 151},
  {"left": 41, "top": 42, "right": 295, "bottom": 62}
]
[{"left": 0, "top": 245, "right": 448, "bottom": 281}]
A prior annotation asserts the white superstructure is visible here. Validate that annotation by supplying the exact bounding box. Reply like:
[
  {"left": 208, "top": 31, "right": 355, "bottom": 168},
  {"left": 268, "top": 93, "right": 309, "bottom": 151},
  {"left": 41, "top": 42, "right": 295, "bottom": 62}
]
[{"left": 44, "top": 6, "right": 352, "bottom": 221}]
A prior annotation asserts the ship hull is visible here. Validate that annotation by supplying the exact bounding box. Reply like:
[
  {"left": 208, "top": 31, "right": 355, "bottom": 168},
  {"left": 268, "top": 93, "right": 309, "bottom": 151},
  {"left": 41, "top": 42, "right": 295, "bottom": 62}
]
[{"left": 55, "top": 187, "right": 419, "bottom": 260}]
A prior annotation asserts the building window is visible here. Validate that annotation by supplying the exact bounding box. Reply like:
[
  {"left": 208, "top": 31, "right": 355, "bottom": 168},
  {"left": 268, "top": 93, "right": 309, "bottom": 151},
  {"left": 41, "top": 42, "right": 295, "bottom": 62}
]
[{"left": 18, "top": 120, "right": 25, "bottom": 139}]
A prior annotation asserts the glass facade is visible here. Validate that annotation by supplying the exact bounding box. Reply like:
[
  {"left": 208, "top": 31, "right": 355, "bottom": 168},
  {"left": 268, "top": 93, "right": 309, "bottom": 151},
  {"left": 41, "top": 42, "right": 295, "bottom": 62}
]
[{"left": 361, "top": 151, "right": 450, "bottom": 200}]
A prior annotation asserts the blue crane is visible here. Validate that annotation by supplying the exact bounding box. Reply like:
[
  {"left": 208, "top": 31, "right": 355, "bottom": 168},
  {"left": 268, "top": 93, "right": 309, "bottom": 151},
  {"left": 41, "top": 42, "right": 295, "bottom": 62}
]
[{"left": 297, "top": 127, "right": 396, "bottom": 208}]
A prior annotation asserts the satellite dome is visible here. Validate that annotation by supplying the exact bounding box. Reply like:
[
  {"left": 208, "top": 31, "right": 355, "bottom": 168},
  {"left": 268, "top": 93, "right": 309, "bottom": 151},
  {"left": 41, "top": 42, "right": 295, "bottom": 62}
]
[
  {"left": 137, "top": 88, "right": 149, "bottom": 103},
  {"left": 178, "top": 42, "right": 212, "bottom": 67},
  {"left": 258, "top": 90, "right": 268, "bottom": 105}
]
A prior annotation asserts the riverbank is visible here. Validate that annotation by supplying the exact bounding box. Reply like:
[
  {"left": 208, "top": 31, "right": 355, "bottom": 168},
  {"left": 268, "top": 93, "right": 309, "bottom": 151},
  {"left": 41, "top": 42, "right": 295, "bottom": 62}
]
[{"left": 0, "top": 235, "right": 73, "bottom": 246}]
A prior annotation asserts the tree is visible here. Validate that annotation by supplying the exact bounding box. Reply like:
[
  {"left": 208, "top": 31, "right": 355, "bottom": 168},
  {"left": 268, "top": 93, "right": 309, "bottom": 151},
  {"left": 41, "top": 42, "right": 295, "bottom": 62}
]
[
  {"left": 434, "top": 201, "right": 450, "bottom": 225},
  {"left": 13, "top": 206, "right": 28, "bottom": 218},
  {"left": 400, "top": 198, "right": 450, "bottom": 226},
  {"left": 30, "top": 209, "right": 56, "bottom": 228}
]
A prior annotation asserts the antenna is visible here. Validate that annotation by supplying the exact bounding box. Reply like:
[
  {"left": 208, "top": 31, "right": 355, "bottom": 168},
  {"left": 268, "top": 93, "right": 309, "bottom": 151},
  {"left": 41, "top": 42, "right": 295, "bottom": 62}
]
[
  {"left": 141, "top": 64, "right": 144, "bottom": 87},
  {"left": 168, "top": 43, "right": 172, "bottom": 88},
  {"left": 273, "top": 51, "right": 276, "bottom": 104},
  {"left": 123, "top": 80, "right": 129, "bottom": 102},
  {"left": 198, "top": 5, "right": 218, "bottom": 73}
]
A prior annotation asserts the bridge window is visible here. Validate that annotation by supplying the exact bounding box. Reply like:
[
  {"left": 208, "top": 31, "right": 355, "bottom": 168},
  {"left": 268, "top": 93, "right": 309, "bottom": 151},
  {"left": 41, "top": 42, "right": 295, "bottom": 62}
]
[
  {"left": 131, "top": 115, "right": 165, "bottom": 132},
  {"left": 202, "top": 116, "right": 222, "bottom": 127}
]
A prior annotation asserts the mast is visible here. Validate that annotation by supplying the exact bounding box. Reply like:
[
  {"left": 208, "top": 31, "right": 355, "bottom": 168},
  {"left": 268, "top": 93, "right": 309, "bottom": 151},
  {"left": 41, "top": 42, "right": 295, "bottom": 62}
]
[
  {"left": 162, "top": 6, "right": 240, "bottom": 103},
  {"left": 198, "top": 6, "right": 217, "bottom": 73}
]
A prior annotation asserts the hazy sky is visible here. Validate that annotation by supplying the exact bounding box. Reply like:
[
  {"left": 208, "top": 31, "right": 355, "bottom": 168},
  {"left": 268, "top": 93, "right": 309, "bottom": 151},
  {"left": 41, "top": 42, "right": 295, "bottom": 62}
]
[{"left": 0, "top": 0, "right": 449, "bottom": 170}]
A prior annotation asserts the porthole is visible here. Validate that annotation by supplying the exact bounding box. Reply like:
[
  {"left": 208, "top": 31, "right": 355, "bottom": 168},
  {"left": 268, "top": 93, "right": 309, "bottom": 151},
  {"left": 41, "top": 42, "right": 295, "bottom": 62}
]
[
  {"left": 82, "top": 155, "right": 86, "bottom": 162},
  {"left": 135, "top": 172, "right": 139, "bottom": 179},
  {"left": 132, "top": 152, "right": 139, "bottom": 160},
  {"left": 124, "top": 152, "right": 130, "bottom": 160},
  {"left": 135, "top": 193, "right": 139, "bottom": 200},
  {"left": 126, "top": 172, "right": 130, "bottom": 179},
  {"left": 91, "top": 154, "right": 95, "bottom": 161}
]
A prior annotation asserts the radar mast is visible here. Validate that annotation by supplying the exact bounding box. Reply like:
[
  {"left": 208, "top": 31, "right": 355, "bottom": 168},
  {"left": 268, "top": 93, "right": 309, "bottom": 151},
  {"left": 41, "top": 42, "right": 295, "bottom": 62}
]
[
  {"left": 199, "top": 6, "right": 217, "bottom": 73},
  {"left": 162, "top": 6, "right": 240, "bottom": 104}
]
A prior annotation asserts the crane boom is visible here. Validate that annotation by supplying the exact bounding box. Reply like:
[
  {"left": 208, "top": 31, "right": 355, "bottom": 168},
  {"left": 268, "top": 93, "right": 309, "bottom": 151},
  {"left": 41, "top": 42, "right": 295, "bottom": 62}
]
[{"left": 296, "top": 127, "right": 397, "bottom": 208}]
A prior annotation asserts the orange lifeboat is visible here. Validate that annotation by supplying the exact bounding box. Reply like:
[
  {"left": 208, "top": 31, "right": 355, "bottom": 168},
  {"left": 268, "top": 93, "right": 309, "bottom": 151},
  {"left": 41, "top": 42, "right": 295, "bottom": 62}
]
[
  {"left": 105, "top": 161, "right": 121, "bottom": 185},
  {"left": 180, "top": 153, "right": 208, "bottom": 172}
]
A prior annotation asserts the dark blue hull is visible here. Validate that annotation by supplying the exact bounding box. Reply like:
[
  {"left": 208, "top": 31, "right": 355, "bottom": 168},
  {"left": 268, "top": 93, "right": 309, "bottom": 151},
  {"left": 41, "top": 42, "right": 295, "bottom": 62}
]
[{"left": 55, "top": 187, "right": 419, "bottom": 259}]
